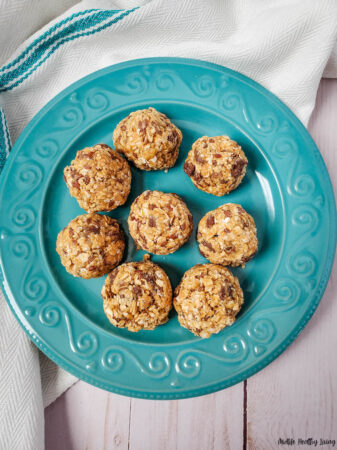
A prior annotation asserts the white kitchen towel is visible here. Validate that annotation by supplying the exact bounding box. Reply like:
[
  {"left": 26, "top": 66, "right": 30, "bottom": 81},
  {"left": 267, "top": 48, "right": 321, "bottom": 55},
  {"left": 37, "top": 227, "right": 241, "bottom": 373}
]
[{"left": 0, "top": 0, "right": 337, "bottom": 448}]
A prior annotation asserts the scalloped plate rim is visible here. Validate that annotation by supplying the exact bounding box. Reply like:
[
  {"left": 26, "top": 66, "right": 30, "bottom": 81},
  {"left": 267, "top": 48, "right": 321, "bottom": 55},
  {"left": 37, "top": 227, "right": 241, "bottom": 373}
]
[{"left": 0, "top": 57, "right": 336, "bottom": 399}]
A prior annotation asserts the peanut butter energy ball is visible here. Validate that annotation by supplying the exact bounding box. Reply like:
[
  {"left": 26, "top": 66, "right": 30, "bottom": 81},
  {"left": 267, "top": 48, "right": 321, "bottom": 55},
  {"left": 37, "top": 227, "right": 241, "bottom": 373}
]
[
  {"left": 102, "top": 261, "right": 172, "bottom": 331},
  {"left": 197, "top": 203, "right": 258, "bottom": 267},
  {"left": 113, "top": 107, "right": 182, "bottom": 170},
  {"left": 56, "top": 214, "right": 125, "bottom": 279},
  {"left": 64, "top": 144, "right": 131, "bottom": 212},
  {"left": 183, "top": 136, "right": 247, "bottom": 196},
  {"left": 173, "top": 264, "right": 244, "bottom": 338},
  {"left": 128, "top": 190, "right": 193, "bottom": 255}
]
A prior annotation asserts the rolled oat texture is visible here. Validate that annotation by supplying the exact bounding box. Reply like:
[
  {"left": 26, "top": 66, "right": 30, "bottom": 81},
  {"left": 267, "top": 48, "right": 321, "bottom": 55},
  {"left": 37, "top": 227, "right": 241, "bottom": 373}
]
[
  {"left": 174, "top": 263, "right": 244, "bottom": 338},
  {"left": 56, "top": 213, "right": 125, "bottom": 279},
  {"left": 113, "top": 107, "right": 182, "bottom": 170},
  {"left": 197, "top": 203, "right": 258, "bottom": 267},
  {"left": 102, "top": 261, "right": 172, "bottom": 331},
  {"left": 183, "top": 135, "right": 247, "bottom": 196},
  {"left": 128, "top": 190, "right": 193, "bottom": 255},
  {"left": 63, "top": 143, "right": 131, "bottom": 212}
]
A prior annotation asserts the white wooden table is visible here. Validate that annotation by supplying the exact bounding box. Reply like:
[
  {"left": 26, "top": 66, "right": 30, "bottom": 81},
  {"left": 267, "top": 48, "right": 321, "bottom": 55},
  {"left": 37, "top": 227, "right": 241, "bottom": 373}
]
[{"left": 45, "top": 79, "right": 337, "bottom": 450}]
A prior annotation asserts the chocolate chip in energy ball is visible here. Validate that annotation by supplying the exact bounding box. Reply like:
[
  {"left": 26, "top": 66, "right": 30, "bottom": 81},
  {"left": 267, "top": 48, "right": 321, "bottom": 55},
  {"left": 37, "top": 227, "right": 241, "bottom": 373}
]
[
  {"left": 148, "top": 217, "right": 156, "bottom": 227},
  {"left": 206, "top": 215, "right": 215, "bottom": 228},
  {"left": 183, "top": 162, "right": 195, "bottom": 176},
  {"left": 231, "top": 158, "right": 246, "bottom": 178}
]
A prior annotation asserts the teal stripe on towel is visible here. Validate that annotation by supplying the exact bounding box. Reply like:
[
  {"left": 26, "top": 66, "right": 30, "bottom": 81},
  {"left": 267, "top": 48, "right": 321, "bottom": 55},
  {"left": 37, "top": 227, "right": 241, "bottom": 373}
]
[
  {"left": 0, "top": 109, "right": 11, "bottom": 173},
  {"left": 0, "top": 9, "right": 101, "bottom": 74},
  {"left": 0, "top": 7, "right": 138, "bottom": 91}
]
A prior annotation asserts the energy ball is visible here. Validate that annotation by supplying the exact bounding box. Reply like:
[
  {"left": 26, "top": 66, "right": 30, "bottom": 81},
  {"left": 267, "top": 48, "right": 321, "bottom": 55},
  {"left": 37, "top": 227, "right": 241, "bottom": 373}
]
[
  {"left": 102, "top": 261, "right": 172, "bottom": 331},
  {"left": 113, "top": 107, "right": 182, "bottom": 171},
  {"left": 197, "top": 203, "right": 258, "bottom": 267},
  {"left": 173, "top": 264, "right": 243, "bottom": 338},
  {"left": 64, "top": 143, "right": 131, "bottom": 213},
  {"left": 56, "top": 213, "right": 125, "bottom": 279},
  {"left": 128, "top": 190, "right": 193, "bottom": 255},
  {"left": 183, "top": 136, "right": 247, "bottom": 196}
]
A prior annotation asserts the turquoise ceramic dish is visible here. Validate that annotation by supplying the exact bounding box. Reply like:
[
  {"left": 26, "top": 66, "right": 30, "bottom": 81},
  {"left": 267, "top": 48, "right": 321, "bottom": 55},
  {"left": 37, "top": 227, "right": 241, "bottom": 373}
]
[{"left": 0, "top": 58, "right": 335, "bottom": 399}]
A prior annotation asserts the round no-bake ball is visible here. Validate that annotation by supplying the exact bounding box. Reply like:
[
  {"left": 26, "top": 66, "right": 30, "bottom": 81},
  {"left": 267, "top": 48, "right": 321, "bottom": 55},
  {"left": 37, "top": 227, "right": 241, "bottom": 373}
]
[
  {"left": 102, "top": 261, "right": 172, "bottom": 331},
  {"left": 113, "top": 107, "right": 182, "bottom": 171},
  {"left": 56, "top": 213, "right": 125, "bottom": 279},
  {"left": 197, "top": 203, "right": 258, "bottom": 267},
  {"left": 64, "top": 144, "right": 131, "bottom": 212},
  {"left": 128, "top": 190, "right": 193, "bottom": 255},
  {"left": 173, "top": 264, "right": 244, "bottom": 338},
  {"left": 183, "top": 136, "right": 247, "bottom": 196}
]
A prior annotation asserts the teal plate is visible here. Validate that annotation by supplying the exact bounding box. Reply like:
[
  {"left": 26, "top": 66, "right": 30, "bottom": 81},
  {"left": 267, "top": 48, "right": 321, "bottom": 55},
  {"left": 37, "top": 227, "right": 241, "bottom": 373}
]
[{"left": 0, "top": 58, "right": 336, "bottom": 399}]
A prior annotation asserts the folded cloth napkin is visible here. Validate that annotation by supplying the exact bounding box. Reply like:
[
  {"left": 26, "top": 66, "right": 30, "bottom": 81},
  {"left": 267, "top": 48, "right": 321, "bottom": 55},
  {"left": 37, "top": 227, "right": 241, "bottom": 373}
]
[{"left": 0, "top": 0, "right": 337, "bottom": 448}]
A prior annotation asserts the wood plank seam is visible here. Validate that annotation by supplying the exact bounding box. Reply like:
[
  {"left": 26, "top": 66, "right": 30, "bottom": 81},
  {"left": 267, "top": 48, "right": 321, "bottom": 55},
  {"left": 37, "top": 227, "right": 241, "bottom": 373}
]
[
  {"left": 128, "top": 399, "right": 132, "bottom": 450},
  {"left": 243, "top": 381, "right": 247, "bottom": 450}
]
